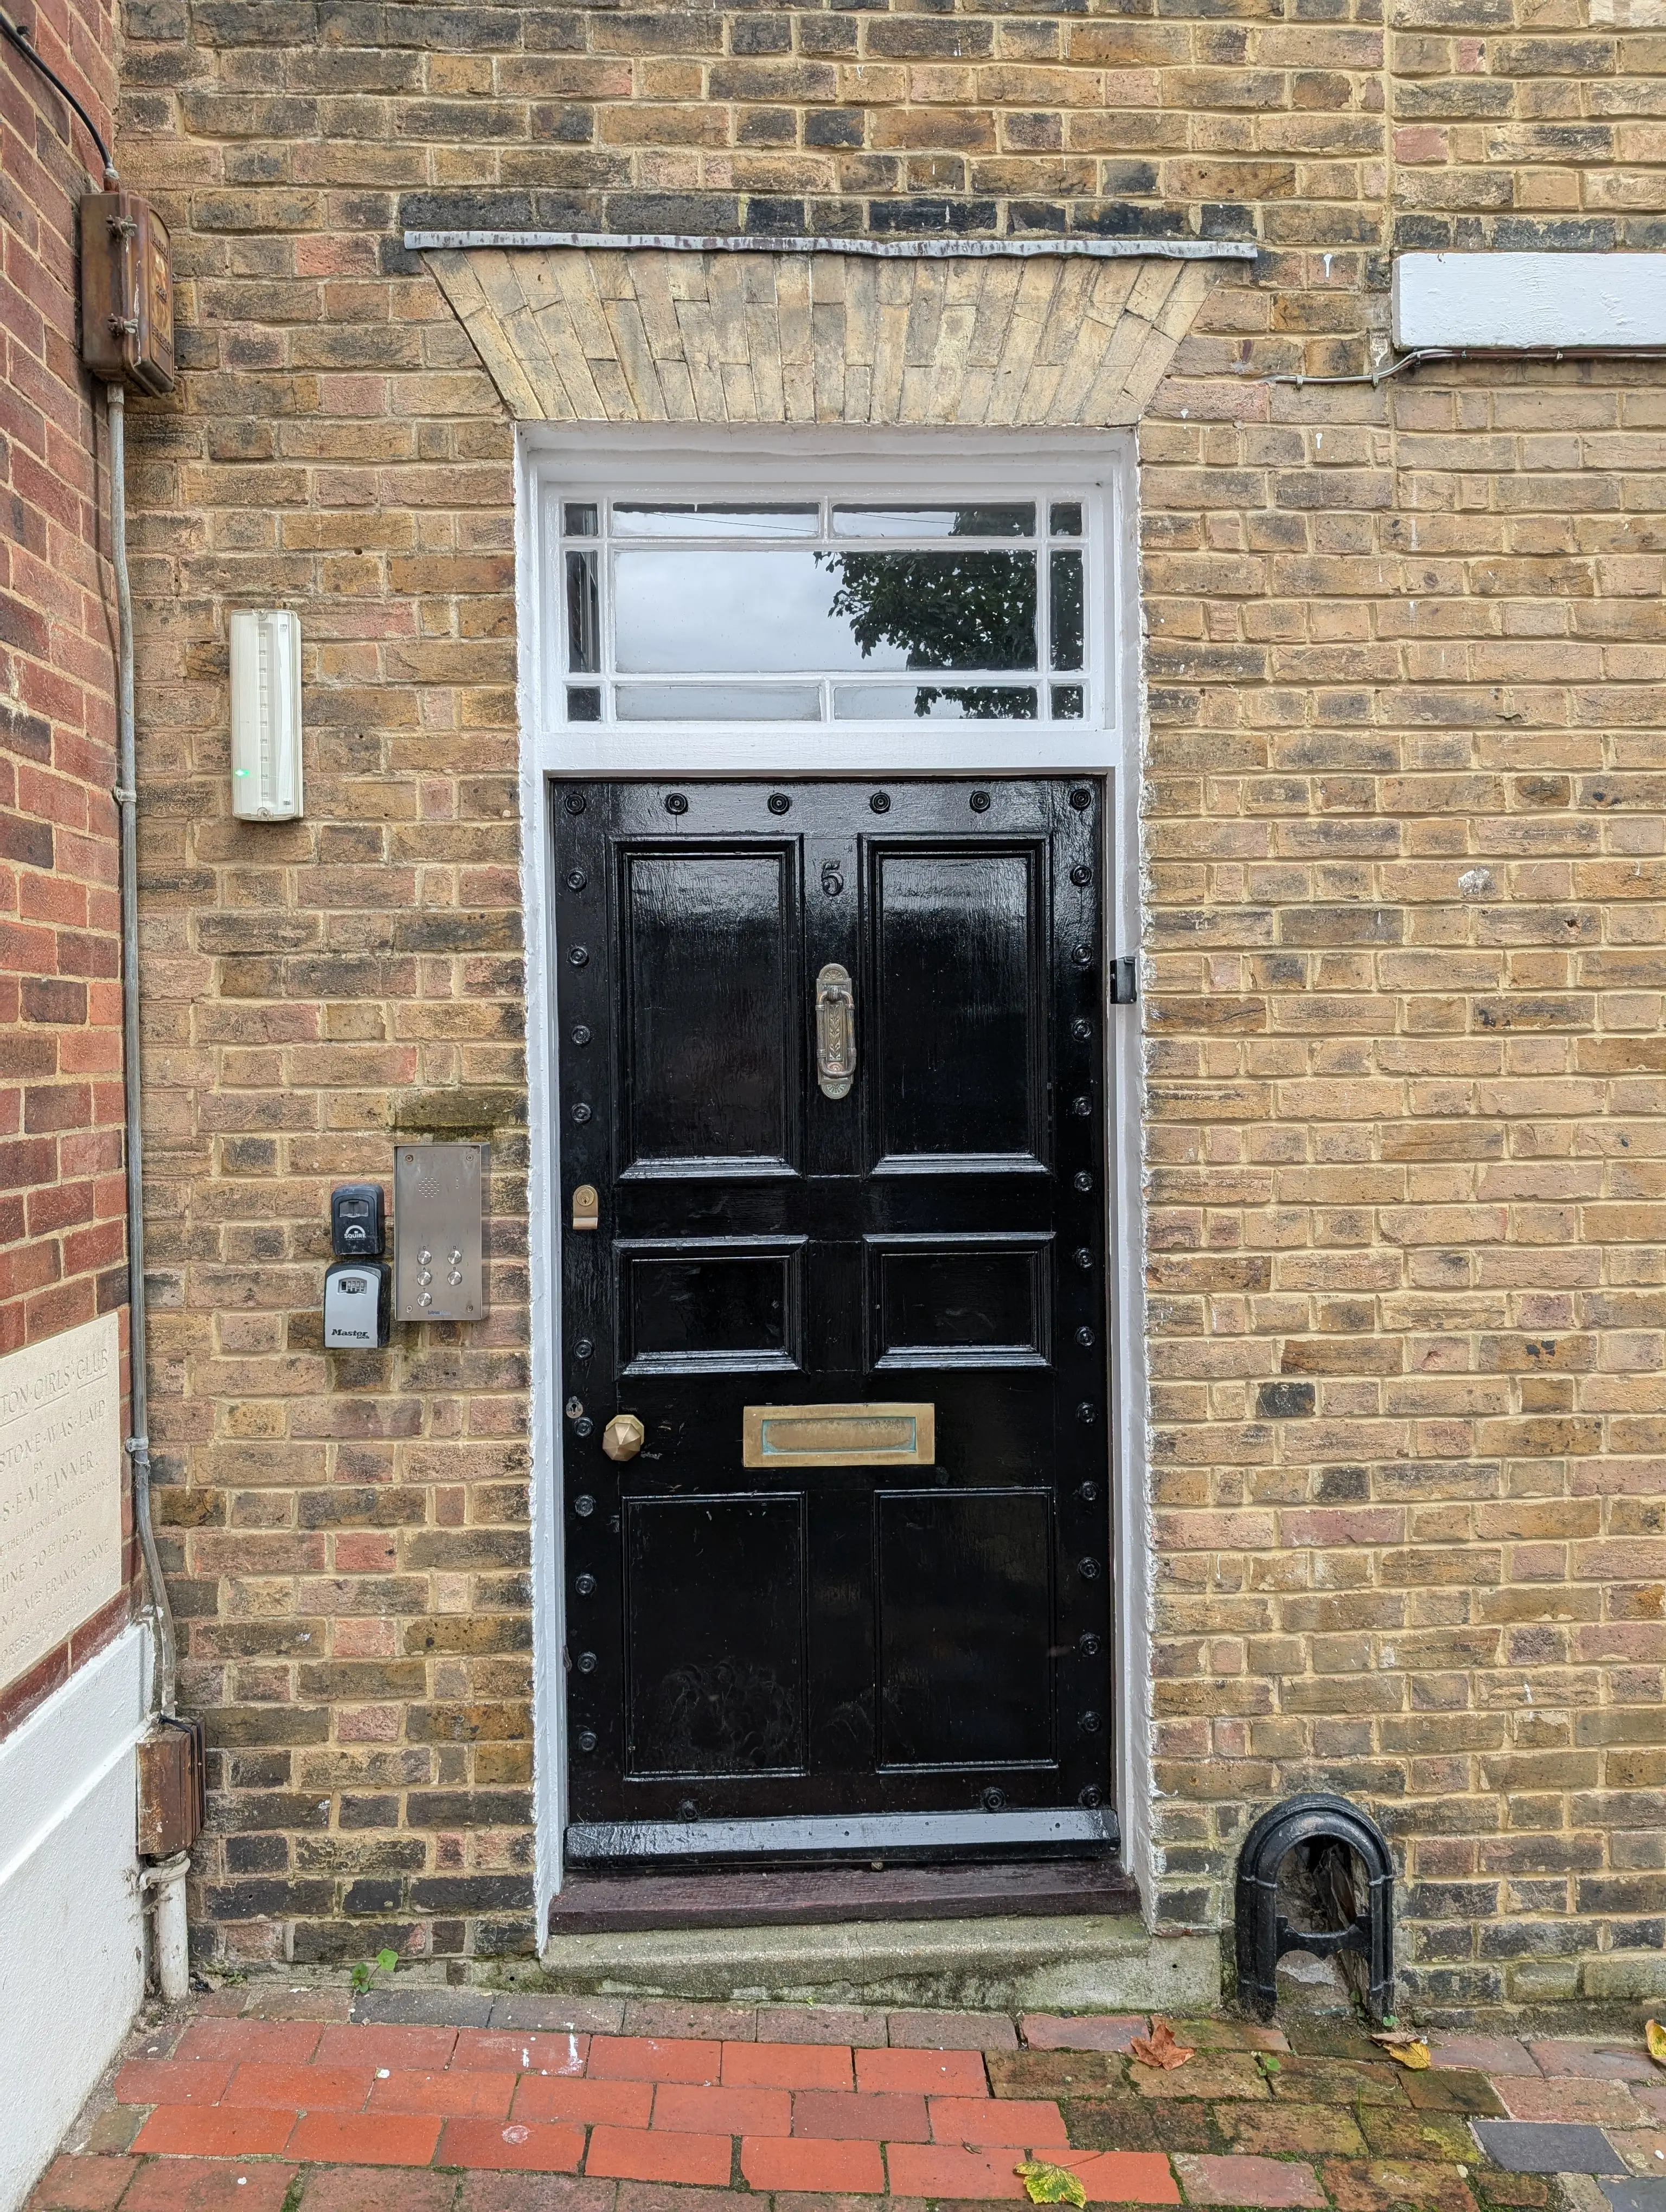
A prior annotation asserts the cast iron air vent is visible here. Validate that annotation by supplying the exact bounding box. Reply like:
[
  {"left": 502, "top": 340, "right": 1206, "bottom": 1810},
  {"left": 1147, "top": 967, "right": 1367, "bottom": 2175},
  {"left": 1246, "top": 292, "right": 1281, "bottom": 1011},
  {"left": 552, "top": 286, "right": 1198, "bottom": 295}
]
[{"left": 1234, "top": 1791, "right": 1394, "bottom": 2023}]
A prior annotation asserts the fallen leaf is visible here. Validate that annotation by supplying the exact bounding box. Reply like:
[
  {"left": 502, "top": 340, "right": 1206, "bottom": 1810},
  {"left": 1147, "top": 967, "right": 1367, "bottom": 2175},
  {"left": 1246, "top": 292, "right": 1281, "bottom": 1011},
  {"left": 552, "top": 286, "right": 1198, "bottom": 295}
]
[
  {"left": 1130, "top": 2018, "right": 1195, "bottom": 2069},
  {"left": 1645, "top": 2019, "right": 1666, "bottom": 2068},
  {"left": 1017, "top": 2160, "right": 1088, "bottom": 2207},
  {"left": 1371, "top": 2029, "right": 1431, "bottom": 2069}
]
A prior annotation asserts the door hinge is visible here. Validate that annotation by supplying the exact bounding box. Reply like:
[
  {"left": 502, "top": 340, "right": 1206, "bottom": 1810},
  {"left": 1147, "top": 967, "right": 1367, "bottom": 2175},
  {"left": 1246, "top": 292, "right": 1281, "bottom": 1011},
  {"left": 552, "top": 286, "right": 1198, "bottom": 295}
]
[{"left": 1111, "top": 956, "right": 1138, "bottom": 1005}]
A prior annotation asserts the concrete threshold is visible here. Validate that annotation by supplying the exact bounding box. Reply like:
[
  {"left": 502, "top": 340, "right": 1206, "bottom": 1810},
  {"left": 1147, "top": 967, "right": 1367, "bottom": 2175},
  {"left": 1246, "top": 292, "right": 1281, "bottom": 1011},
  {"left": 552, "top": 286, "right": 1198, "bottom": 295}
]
[{"left": 500, "top": 1911, "right": 1220, "bottom": 2012}]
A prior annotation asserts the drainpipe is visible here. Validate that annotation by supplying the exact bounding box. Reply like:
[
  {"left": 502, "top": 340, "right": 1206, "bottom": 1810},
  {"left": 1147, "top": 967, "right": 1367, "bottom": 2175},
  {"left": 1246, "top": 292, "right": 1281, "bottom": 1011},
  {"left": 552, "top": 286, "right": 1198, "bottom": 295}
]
[
  {"left": 139, "top": 1853, "right": 191, "bottom": 2005},
  {"left": 107, "top": 380, "right": 178, "bottom": 1721}
]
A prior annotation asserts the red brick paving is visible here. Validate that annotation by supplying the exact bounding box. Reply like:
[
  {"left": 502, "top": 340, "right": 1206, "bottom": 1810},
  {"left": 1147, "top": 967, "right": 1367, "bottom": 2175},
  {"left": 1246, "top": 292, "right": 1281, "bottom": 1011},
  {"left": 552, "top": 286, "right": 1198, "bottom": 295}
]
[
  {"left": 1022, "top": 2011, "right": 1149, "bottom": 2053},
  {"left": 434, "top": 2117, "right": 586, "bottom": 2171},
  {"left": 1178, "top": 2152, "right": 1331, "bottom": 2205},
  {"left": 370, "top": 2068, "right": 517, "bottom": 2117},
  {"left": 285, "top": 2110, "right": 444, "bottom": 2165},
  {"left": 172, "top": 2019, "right": 323, "bottom": 2066},
  {"left": 790, "top": 2089, "right": 931, "bottom": 2142},
  {"left": 27, "top": 2157, "right": 137, "bottom": 2210},
  {"left": 930, "top": 2092, "right": 1069, "bottom": 2146},
  {"left": 741, "top": 2132, "right": 887, "bottom": 2192},
  {"left": 586, "top": 2035, "right": 721, "bottom": 2084},
  {"left": 453, "top": 2028, "right": 588, "bottom": 2075},
  {"left": 722, "top": 2040, "right": 854, "bottom": 2091},
  {"left": 130, "top": 2105, "right": 293, "bottom": 2158},
  {"left": 33, "top": 1995, "right": 1666, "bottom": 2211},
  {"left": 111, "top": 2062, "right": 231, "bottom": 2107},
  {"left": 224, "top": 2061, "right": 376, "bottom": 2110},
  {"left": 510, "top": 2075, "right": 653, "bottom": 2127},
  {"left": 651, "top": 2082, "right": 793, "bottom": 2136},
  {"left": 584, "top": 2121, "right": 733, "bottom": 2184},
  {"left": 856, "top": 2046, "right": 987, "bottom": 2094},
  {"left": 120, "top": 2164, "right": 299, "bottom": 2212}
]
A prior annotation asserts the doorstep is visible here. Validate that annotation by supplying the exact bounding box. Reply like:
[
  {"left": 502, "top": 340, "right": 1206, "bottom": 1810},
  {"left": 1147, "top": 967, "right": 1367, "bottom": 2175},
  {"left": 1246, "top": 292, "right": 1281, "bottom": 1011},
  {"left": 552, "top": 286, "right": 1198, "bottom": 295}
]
[
  {"left": 509, "top": 1905, "right": 1220, "bottom": 2012},
  {"left": 548, "top": 1857, "right": 1142, "bottom": 1933}
]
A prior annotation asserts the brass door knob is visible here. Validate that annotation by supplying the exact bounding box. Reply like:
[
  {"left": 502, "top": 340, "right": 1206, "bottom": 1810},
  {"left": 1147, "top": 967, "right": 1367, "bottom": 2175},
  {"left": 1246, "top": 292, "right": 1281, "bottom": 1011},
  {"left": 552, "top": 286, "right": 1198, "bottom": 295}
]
[{"left": 602, "top": 1413, "right": 644, "bottom": 1462}]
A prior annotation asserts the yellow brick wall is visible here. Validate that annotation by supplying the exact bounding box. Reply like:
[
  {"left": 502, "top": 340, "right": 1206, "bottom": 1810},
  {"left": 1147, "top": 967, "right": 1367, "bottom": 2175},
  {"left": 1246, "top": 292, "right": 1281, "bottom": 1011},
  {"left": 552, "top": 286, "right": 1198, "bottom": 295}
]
[{"left": 117, "top": 0, "right": 1666, "bottom": 2001}]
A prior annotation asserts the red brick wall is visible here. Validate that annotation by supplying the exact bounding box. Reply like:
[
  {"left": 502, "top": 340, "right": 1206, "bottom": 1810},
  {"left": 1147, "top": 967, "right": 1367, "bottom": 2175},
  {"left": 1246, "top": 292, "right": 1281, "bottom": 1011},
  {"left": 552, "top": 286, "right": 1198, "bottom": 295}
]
[
  {"left": 0, "top": 0, "right": 131, "bottom": 1733},
  {"left": 0, "top": 2, "right": 123, "bottom": 1355}
]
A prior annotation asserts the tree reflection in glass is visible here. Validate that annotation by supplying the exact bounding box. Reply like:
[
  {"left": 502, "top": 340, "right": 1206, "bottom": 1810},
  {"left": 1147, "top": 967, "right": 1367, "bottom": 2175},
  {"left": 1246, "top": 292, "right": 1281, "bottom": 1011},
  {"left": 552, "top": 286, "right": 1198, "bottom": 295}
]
[{"left": 822, "top": 508, "right": 1039, "bottom": 720}]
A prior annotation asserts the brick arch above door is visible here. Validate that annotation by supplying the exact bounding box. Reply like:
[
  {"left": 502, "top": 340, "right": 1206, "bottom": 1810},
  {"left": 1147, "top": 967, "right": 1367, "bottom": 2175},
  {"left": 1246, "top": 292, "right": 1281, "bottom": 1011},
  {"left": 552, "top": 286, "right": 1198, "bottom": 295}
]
[{"left": 418, "top": 240, "right": 1248, "bottom": 428}]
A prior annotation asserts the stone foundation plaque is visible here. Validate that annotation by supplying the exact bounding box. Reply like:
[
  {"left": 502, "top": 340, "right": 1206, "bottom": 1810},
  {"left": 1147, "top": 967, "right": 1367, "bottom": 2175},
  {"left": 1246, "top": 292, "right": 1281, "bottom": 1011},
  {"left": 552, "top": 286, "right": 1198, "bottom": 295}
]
[{"left": 0, "top": 1312, "right": 123, "bottom": 1694}]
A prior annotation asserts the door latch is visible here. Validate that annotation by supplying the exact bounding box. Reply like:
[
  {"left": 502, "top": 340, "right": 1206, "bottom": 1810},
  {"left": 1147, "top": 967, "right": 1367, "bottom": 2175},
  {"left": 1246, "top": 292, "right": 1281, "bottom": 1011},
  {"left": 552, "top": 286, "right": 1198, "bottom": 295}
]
[
  {"left": 571, "top": 1183, "right": 599, "bottom": 1231},
  {"left": 815, "top": 962, "right": 856, "bottom": 1099}
]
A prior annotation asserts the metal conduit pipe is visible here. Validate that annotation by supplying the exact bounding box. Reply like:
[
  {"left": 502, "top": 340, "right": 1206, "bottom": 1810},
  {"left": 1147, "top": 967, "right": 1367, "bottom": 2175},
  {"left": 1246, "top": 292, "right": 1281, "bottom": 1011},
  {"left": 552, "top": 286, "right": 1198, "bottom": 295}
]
[{"left": 108, "top": 381, "right": 177, "bottom": 1720}]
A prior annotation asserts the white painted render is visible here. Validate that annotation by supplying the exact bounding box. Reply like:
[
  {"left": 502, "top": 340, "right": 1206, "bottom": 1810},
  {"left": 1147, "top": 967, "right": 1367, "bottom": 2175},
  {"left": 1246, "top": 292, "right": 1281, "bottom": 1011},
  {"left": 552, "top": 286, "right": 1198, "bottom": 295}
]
[
  {"left": 516, "top": 423, "right": 1155, "bottom": 1934},
  {"left": 1392, "top": 251, "right": 1666, "bottom": 350},
  {"left": 0, "top": 1626, "right": 149, "bottom": 2212}
]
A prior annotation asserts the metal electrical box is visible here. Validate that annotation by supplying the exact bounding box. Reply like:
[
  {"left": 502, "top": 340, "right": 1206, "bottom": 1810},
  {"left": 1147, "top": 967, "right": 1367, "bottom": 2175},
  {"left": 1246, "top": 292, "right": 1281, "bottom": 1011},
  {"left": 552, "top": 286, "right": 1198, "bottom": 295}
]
[
  {"left": 394, "top": 1143, "right": 487, "bottom": 1322},
  {"left": 137, "top": 1714, "right": 205, "bottom": 1857},
  {"left": 80, "top": 190, "right": 175, "bottom": 395}
]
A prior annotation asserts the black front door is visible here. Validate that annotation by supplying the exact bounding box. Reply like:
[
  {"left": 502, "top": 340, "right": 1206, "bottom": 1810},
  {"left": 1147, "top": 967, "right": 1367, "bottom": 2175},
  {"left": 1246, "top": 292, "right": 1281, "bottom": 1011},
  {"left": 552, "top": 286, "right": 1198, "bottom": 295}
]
[{"left": 555, "top": 777, "right": 1112, "bottom": 1859}]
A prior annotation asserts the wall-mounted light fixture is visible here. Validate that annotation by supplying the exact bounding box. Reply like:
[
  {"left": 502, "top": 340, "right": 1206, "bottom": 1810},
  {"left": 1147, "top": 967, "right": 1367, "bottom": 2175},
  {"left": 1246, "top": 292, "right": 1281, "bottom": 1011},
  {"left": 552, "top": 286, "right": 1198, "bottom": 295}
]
[{"left": 229, "top": 608, "right": 303, "bottom": 820}]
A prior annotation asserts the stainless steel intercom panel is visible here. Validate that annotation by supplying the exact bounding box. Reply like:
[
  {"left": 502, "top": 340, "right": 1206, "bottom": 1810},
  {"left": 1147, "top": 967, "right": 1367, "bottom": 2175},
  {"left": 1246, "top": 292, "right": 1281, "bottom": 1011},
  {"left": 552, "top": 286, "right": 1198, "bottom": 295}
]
[{"left": 393, "top": 1142, "right": 487, "bottom": 1322}]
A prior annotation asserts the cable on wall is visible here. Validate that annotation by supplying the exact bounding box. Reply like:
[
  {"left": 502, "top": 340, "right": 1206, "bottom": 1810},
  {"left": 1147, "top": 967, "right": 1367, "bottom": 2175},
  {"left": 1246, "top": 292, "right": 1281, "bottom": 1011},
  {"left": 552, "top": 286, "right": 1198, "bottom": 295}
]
[{"left": 0, "top": 4, "right": 117, "bottom": 183}]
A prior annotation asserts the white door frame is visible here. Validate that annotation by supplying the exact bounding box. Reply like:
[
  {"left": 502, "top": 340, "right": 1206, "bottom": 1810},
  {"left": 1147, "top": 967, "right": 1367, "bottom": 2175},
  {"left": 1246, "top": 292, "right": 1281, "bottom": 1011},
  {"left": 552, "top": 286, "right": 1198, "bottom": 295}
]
[{"left": 514, "top": 423, "right": 1154, "bottom": 1938}]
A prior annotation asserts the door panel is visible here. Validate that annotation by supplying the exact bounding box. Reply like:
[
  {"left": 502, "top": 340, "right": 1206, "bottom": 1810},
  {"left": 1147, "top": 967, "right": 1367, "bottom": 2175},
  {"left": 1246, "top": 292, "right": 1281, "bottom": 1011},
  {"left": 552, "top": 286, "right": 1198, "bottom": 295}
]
[
  {"left": 621, "top": 848, "right": 798, "bottom": 1175},
  {"left": 624, "top": 1492, "right": 808, "bottom": 1777},
  {"left": 876, "top": 1488, "right": 1055, "bottom": 1771},
  {"left": 557, "top": 779, "right": 1112, "bottom": 1855},
  {"left": 870, "top": 1234, "right": 1052, "bottom": 1369},
  {"left": 620, "top": 1239, "right": 803, "bottom": 1374},
  {"left": 870, "top": 847, "right": 1045, "bottom": 1171}
]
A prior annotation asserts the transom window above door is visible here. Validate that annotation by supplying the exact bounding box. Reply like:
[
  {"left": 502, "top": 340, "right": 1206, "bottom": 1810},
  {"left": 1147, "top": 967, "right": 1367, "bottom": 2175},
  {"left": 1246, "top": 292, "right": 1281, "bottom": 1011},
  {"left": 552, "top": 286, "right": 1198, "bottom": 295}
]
[{"left": 556, "top": 494, "right": 1097, "bottom": 727}]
